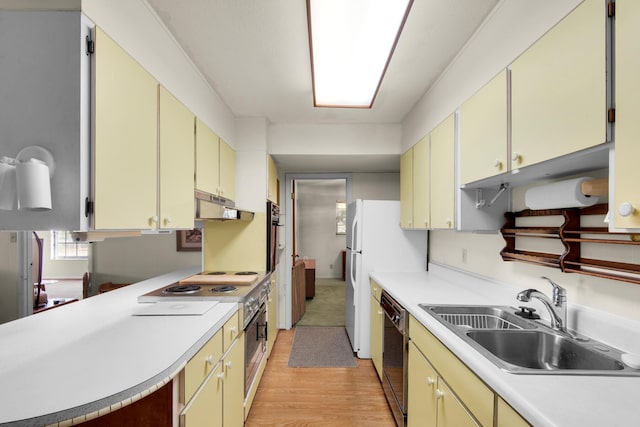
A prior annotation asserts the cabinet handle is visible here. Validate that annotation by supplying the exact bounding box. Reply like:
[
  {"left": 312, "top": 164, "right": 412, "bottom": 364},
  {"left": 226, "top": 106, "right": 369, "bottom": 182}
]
[
  {"left": 377, "top": 310, "right": 383, "bottom": 316},
  {"left": 446, "top": 219, "right": 453, "bottom": 228},
  {"left": 618, "top": 202, "right": 636, "bottom": 217},
  {"left": 423, "top": 219, "right": 428, "bottom": 226},
  {"left": 435, "top": 389, "right": 444, "bottom": 399},
  {"left": 206, "top": 355, "right": 214, "bottom": 366},
  {"left": 230, "top": 326, "right": 237, "bottom": 334},
  {"left": 512, "top": 152, "right": 521, "bottom": 163},
  {"left": 427, "top": 376, "right": 435, "bottom": 385},
  {"left": 163, "top": 216, "right": 172, "bottom": 226},
  {"left": 226, "top": 361, "right": 233, "bottom": 369},
  {"left": 218, "top": 372, "right": 225, "bottom": 381},
  {"left": 493, "top": 159, "right": 502, "bottom": 169},
  {"left": 149, "top": 215, "right": 158, "bottom": 225}
]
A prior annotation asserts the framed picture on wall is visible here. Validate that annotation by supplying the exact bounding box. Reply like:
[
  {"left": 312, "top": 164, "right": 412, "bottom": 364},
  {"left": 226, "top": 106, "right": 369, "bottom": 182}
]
[{"left": 176, "top": 229, "right": 202, "bottom": 252}]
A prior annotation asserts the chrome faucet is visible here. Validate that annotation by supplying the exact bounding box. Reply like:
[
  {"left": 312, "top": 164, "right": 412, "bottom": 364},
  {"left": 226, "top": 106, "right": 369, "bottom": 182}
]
[{"left": 516, "top": 276, "right": 567, "bottom": 333}]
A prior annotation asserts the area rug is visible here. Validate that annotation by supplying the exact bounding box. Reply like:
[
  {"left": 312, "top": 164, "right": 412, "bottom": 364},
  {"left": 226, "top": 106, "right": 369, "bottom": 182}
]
[{"left": 287, "top": 326, "right": 357, "bottom": 368}]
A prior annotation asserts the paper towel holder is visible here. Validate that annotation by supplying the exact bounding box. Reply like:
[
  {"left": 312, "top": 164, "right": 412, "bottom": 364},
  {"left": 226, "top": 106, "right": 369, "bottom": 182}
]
[{"left": 0, "top": 146, "right": 55, "bottom": 211}]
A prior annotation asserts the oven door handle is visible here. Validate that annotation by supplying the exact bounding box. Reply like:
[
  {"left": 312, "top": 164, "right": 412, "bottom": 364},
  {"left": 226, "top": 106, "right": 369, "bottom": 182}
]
[{"left": 257, "top": 321, "right": 268, "bottom": 340}]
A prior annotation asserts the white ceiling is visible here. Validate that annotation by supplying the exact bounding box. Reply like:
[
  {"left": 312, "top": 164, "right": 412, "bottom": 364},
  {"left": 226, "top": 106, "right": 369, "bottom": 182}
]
[{"left": 146, "top": 0, "right": 500, "bottom": 170}]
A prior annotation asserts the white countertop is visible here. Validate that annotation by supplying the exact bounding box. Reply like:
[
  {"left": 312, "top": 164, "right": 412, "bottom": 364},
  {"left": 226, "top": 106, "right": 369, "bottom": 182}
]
[
  {"left": 0, "top": 267, "right": 239, "bottom": 427},
  {"left": 371, "top": 264, "right": 640, "bottom": 427}
]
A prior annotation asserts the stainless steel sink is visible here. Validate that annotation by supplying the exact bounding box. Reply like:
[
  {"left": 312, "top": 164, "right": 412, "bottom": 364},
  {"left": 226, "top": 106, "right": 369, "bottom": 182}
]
[
  {"left": 425, "top": 305, "right": 536, "bottom": 330},
  {"left": 419, "top": 304, "right": 640, "bottom": 376},
  {"left": 467, "top": 330, "right": 625, "bottom": 372}
]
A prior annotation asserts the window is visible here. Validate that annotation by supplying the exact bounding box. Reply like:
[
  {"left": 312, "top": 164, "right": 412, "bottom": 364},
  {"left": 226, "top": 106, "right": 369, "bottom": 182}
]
[
  {"left": 51, "top": 231, "right": 89, "bottom": 260},
  {"left": 336, "top": 201, "right": 347, "bottom": 235}
]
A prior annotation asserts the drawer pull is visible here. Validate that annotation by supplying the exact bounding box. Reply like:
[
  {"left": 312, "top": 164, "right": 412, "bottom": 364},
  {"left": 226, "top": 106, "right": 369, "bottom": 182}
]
[
  {"left": 427, "top": 376, "right": 435, "bottom": 385},
  {"left": 206, "top": 355, "right": 214, "bottom": 366},
  {"left": 435, "top": 389, "right": 444, "bottom": 399}
]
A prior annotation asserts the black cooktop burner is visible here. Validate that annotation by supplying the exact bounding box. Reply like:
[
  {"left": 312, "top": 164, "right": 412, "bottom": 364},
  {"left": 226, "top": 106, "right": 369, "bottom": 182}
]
[
  {"left": 206, "top": 271, "right": 226, "bottom": 275},
  {"left": 164, "top": 285, "right": 201, "bottom": 294},
  {"left": 211, "top": 285, "right": 237, "bottom": 293},
  {"left": 235, "top": 271, "right": 258, "bottom": 275}
]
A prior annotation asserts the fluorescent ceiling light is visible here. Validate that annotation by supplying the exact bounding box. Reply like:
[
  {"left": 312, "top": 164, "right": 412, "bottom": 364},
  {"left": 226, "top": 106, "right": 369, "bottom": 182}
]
[{"left": 307, "top": 0, "right": 413, "bottom": 108}]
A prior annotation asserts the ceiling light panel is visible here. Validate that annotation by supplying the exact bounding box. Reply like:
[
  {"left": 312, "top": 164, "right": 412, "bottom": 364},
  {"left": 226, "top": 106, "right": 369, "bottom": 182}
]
[{"left": 308, "top": 0, "right": 413, "bottom": 108}]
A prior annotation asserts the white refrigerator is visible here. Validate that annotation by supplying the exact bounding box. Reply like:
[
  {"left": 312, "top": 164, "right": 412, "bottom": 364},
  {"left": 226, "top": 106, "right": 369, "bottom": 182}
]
[{"left": 345, "top": 200, "right": 427, "bottom": 358}]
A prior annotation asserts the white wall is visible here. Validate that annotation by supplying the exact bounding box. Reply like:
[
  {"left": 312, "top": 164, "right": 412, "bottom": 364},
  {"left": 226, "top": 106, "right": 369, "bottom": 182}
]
[
  {"left": 405, "top": 0, "right": 640, "bottom": 322},
  {"left": 352, "top": 173, "right": 400, "bottom": 200}
]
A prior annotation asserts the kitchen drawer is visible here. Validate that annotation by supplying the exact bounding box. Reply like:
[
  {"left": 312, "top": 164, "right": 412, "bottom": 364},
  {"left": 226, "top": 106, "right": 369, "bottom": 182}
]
[
  {"left": 183, "top": 330, "right": 223, "bottom": 403},
  {"left": 223, "top": 311, "right": 240, "bottom": 352},
  {"left": 370, "top": 279, "right": 382, "bottom": 302},
  {"left": 409, "top": 315, "right": 494, "bottom": 427}
]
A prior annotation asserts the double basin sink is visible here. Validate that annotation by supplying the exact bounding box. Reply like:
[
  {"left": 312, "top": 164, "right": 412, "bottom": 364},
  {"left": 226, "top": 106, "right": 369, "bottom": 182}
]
[{"left": 420, "top": 305, "right": 640, "bottom": 376}]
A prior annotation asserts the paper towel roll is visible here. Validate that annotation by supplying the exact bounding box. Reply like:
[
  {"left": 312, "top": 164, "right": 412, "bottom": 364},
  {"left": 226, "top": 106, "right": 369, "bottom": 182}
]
[
  {"left": 525, "top": 177, "right": 599, "bottom": 210},
  {"left": 0, "top": 162, "right": 17, "bottom": 210},
  {"left": 16, "top": 158, "right": 52, "bottom": 210}
]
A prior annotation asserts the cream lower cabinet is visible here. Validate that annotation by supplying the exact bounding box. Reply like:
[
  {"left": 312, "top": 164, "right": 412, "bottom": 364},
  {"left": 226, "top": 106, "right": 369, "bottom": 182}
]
[
  {"left": 408, "top": 315, "right": 531, "bottom": 426},
  {"left": 613, "top": 0, "right": 640, "bottom": 229},
  {"left": 408, "top": 342, "right": 478, "bottom": 427},
  {"left": 180, "top": 313, "right": 245, "bottom": 427},
  {"left": 496, "top": 397, "right": 530, "bottom": 427}
]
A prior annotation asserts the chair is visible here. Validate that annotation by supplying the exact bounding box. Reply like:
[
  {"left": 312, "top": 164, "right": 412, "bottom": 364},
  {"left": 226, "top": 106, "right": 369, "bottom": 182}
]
[
  {"left": 82, "top": 272, "right": 90, "bottom": 299},
  {"left": 98, "top": 282, "right": 131, "bottom": 294},
  {"left": 32, "top": 232, "right": 48, "bottom": 308}
]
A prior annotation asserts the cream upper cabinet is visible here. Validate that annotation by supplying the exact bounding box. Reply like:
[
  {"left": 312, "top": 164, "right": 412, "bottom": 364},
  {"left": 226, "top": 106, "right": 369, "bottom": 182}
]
[
  {"left": 159, "top": 86, "right": 195, "bottom": 229},
  {"left": 93, "top": 27, "right": 159, "bottom": 230},
  {"left": 613, "top": 0, "right": 640, "bottom": 229},
  {"left": 459, "top": 70, "right": 508, "bottom": 184},
  {"left": 400, "top": 148, "right": 414, "bottom": 228},
  {"left": 413, "top": 136, "right": 430, "bottom": 229},
  {"left": 267, "top": 155, "right": 279, "bottom": 203},
  {"left": 510, "top": 0, "right": 607, "bottom": 169},
  {"left": 430, "top": 114, "right": 456, "bottom": 229},
  {"left": 195, "top": 118, "right": 221, "bottom": 196},
  {"left": 219, "top": 138, "right": 236, "bottom": 201},
  {"left": 195, "top": 119, "right": 236, "bottom": 202}
]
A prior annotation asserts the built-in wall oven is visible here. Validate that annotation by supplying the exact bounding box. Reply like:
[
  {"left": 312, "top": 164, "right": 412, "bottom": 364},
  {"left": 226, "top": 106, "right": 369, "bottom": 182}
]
[
  {"left": 266, "top": 201, "right": 280, "bottom": 273},
  {"left": 381, "top": 290, "right": 408, "bottom": 427}
]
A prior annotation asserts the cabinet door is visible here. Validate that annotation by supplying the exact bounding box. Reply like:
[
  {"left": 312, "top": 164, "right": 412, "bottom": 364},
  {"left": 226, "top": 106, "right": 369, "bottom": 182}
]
[
  {"left": 181, "top": 363, "right": 223, "bottom": 427},
  {"left": 400, "top": 148, "right": 414, "bottom": 228},
  {"left": 195, "top": 118, "right": 220, "bottom": 195},
  {"left": 613, "top": 0, "right": 640, "bottom": 229},
  {"left": 93, "top": 27, "right": 158, "bottom": 230},
  {"left": 430, "top": 114, "right": 456, "bottom": 229},
  {"left": 436, "top": 378, "right": 479, "bottom": 427},
  {"left": 369, "top": 295, "right": 383, "bottom": 381},
  {"left": 223, "top": 312, "right": 240, "bottom": 353},
  {"left": 183, "top": 330, "right": 223, "bottom": 403},
  {"left": 413, "top": 135, "right": 430, "bottom": 229},
  {"left": 496, "top": 397, "right": 530, "bottom": 427},
  {"left": 459, "top": 69, "right": 508, "bottom": 184},
  {"left": 159, "top": 86, "right": 195, "bottom": 229},
  {"left": 223, "top": 339, "right": 245, "bottom": 427},
  {"left": 267, "top": 272, "right": 278, "bottom": 358},
  {"left": 407, "top": 342, "right": 437, "bottom": 427},
  {"left": 219, "top": 138, "right": 236, "bottom": 201},
  {"left": 510, "top": 0, "right": 606, "bottom": 169},
  {"left": 267, "top": 155, "right": 278, "bottom": 203}
]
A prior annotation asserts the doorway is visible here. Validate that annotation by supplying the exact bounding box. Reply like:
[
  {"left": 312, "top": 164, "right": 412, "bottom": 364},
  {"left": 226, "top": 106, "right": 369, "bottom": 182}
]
[{"left": 283, "top": 173, "right": 352, "bottom": 329}]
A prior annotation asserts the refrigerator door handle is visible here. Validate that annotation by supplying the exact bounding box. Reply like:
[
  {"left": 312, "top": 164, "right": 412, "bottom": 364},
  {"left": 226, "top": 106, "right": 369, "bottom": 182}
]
[{"left": 350, "top": 215, "right": 359, "bottom": 251}]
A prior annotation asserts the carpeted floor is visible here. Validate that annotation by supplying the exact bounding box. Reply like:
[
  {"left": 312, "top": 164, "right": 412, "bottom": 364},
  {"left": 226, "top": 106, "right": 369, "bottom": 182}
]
[
  {"left": 295, "top": 278, "right": 346, "bottom": 327},
  {"left": 288, "top": 326, "right": 357, "bottom": 368}
]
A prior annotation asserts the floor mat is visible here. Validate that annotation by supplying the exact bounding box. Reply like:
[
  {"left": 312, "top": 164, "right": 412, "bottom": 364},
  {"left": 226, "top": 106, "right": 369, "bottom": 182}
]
[{"left": 287, "top": 326, "right": 357, "bottom": 368}]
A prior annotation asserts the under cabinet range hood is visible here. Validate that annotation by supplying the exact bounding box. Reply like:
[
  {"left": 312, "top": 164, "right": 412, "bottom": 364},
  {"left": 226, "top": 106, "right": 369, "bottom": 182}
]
[{"left": 194, "top": 190, "right": 254, "bottom": 221}]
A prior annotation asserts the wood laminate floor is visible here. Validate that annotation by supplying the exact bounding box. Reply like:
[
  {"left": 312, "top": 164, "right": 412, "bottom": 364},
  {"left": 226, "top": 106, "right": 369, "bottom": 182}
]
[{"left": 245, "top": 329, "right": 396, "bottom": 427}]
